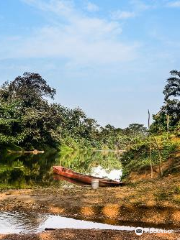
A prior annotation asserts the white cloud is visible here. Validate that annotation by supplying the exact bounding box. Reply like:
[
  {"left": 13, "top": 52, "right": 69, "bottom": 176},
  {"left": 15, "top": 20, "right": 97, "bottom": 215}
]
[
  {"left": 130, "top": 0, "right": 153, "bottom": 11},
  {"left": 2, "top": 0, "right": 139, "bottom": 66},
  {"left": 111, "top": 0, "right": 155, "bottom": 21},
  {"left": 111, "top": 10, "right": 136, "bottom": 20},
  {"left": 22, "top": 0, "right": 75, "bottom": 19},
  {"left": 85, "top": 2, "right": 99, "bottom": 12},
  {"left": 167, "top": 1, "right": 180, "bottom": 7},
  {"left": 9, "top": 22, "right": 137, "bottom": 65}
]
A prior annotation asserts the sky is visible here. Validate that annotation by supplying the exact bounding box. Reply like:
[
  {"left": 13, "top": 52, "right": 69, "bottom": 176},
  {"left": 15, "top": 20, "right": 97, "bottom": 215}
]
[{"left": 0, "top": 0, "right": 180, "bottom": 128}]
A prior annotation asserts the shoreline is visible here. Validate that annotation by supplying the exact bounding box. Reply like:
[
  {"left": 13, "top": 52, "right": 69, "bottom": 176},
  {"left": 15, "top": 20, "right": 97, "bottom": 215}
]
[{"left": 0, "top": 174, "right": 180, "bottom": 239}]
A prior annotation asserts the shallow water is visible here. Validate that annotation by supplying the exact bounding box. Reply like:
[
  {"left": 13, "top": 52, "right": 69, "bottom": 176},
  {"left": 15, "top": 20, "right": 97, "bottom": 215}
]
[
  {"left": 0, "top": 212, "right": 175, "bottom": 234},
  {"left": 0, "top": 212, "right": 46, "bottom": 234}
]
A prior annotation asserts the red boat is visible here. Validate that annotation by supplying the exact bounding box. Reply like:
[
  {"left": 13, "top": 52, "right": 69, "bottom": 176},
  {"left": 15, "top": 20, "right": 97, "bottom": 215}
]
[
  {"left": 54, "top": 174, "right": 87, "bottom": 186},
  {"left": 53, "top": 166, "right": 124, "bottom": 187}
]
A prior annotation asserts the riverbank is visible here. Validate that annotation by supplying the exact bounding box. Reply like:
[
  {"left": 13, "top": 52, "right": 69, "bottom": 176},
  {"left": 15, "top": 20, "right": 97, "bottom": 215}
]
[
  {"left": 0, "top": 173, "right": 180, "bottom": 239},
  {"left": 0, "top": 229, "right": 179, "bottom": 240}
]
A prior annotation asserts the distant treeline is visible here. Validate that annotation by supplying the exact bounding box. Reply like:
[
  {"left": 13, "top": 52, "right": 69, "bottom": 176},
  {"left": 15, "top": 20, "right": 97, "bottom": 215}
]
[{"left": 0, "top": 70, "right": 179, "bottom": 150}]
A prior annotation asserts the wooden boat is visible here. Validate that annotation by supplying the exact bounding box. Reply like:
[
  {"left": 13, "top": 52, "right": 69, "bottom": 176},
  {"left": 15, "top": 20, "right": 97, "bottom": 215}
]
[
  {"left": 54, "top": 174, "right": 87, "bottom": 186},
  {"left": 53, "top": 166, "right": 124, "bottom": 187}
]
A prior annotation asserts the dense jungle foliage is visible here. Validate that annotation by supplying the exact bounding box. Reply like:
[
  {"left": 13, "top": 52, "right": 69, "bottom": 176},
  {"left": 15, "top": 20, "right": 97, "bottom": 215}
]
[
  {"left": 0, "top": 72, "right": 148, "bottom": 150},
  {"left": 121, "top": 70, "right": 180, "bottom": 178},
  {"left": 151, "top": 70, "right": 180, "bottom": 134},
  {"left": 0, "top": 71, "right": 179, "bottom": 179}
]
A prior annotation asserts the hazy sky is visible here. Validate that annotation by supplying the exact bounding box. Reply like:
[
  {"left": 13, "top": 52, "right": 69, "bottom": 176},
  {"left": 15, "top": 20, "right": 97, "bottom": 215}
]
[{"left": 0, "top": 0, "right": 180, "bottom": 128}]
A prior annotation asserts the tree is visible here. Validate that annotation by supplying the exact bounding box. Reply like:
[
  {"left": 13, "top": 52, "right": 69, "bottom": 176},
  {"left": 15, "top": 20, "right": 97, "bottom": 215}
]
[
  {"left": 0, "top": 102, "right": 26, "bottom": 145},
  {"left": 163, "top": 70, "right": 180, "bottom": 126},
  {"left": 152, "top": 70, "right": 180, "bottom": 132},
  {"left": 0, "top": 72, "right": 56, "bottom": 108},
  {"left": 163, "top": 70, "right": 180, "bottom": 101},
  {"left": 0, "top": 73, "right": 61, "bottom": 148},
  {"left": 125, "top": 123, "right": 147, "bottom": 138}
]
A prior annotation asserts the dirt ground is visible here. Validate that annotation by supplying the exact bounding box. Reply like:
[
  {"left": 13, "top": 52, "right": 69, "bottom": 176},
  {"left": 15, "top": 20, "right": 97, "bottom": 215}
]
[
  {"left": 0, "top": 229, "right": 180, "bottom": 240},
  {"left": 0, "top": 174, "right": 180, "bottom": 239}
]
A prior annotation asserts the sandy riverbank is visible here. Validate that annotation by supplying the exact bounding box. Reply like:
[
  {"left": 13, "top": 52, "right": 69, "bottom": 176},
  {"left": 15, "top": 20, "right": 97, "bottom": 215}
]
[
  {"left": 0, "top": 229, "right": 179, "bottom": 240},
  {"left": 0, "top": 173, "right": 180, "bottom": 239}
]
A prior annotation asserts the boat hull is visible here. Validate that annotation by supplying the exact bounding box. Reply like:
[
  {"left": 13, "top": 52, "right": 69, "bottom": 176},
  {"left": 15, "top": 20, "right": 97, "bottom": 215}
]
[{"left": 53, "top": 166, "right": 123, "bottom": 187}]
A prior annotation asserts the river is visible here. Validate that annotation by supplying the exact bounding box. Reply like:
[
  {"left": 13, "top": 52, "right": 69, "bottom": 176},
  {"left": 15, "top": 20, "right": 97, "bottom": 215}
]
[{"left": 0, "top": 149, "right": 123, "bottom": 189}]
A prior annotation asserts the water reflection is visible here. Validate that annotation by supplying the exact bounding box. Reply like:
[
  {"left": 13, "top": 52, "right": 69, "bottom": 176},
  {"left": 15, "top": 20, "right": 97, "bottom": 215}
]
[
  {"left": 0, "top": 211, "right": 47, "bottom": 234},
  {"left": 0, "top": 149, "right": 59, "bottom": 188},
  {"left": 91, "top": 166, "right": 122, "bottom": 181},
  {"left": 0, "top": 211, "right": 175, "bottom": 234},
  {"left": 0, "top": 149, "right": 122, "bottom": 189}
]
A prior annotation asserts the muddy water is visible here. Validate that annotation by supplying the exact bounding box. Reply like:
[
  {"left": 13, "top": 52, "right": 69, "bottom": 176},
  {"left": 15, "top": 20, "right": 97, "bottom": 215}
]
[{"left": 0, "top": 212, "right": 175, "bottom": 234}]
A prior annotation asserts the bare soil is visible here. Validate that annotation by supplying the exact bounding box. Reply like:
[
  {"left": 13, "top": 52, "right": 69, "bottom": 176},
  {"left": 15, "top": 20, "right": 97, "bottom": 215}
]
[
  {"left": 0, "top": 173, "right": 180, "bottom": 239},
  {"left": 0, "top": 229, "right": 180, "bottom": 240}
]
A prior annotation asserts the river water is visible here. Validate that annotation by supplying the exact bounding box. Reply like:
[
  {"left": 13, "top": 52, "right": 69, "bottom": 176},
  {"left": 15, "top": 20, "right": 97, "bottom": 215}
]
[
  {"left": 0, "top": 150, "right": 123, "bottom": 188},
  {"left": 0, "top": 151, "right": 178, "bottom": 235},
  {"left": 0, "top": 211, "right": 175, "bottom": 234}
]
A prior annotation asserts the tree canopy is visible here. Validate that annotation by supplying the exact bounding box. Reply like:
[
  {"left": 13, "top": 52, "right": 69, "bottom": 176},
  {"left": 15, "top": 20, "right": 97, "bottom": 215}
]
[
  {"left": 163, "top": 70, "right": 180, "bottom": 101},
  {"left": 151, "top": 70, "right": 180, "bottom": 133},
  {"left": 0, "top": 73, "right": 60, "bottom": 148},
  {"left": 0, "top": 72, "right": 148, "bottom": 150}
]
